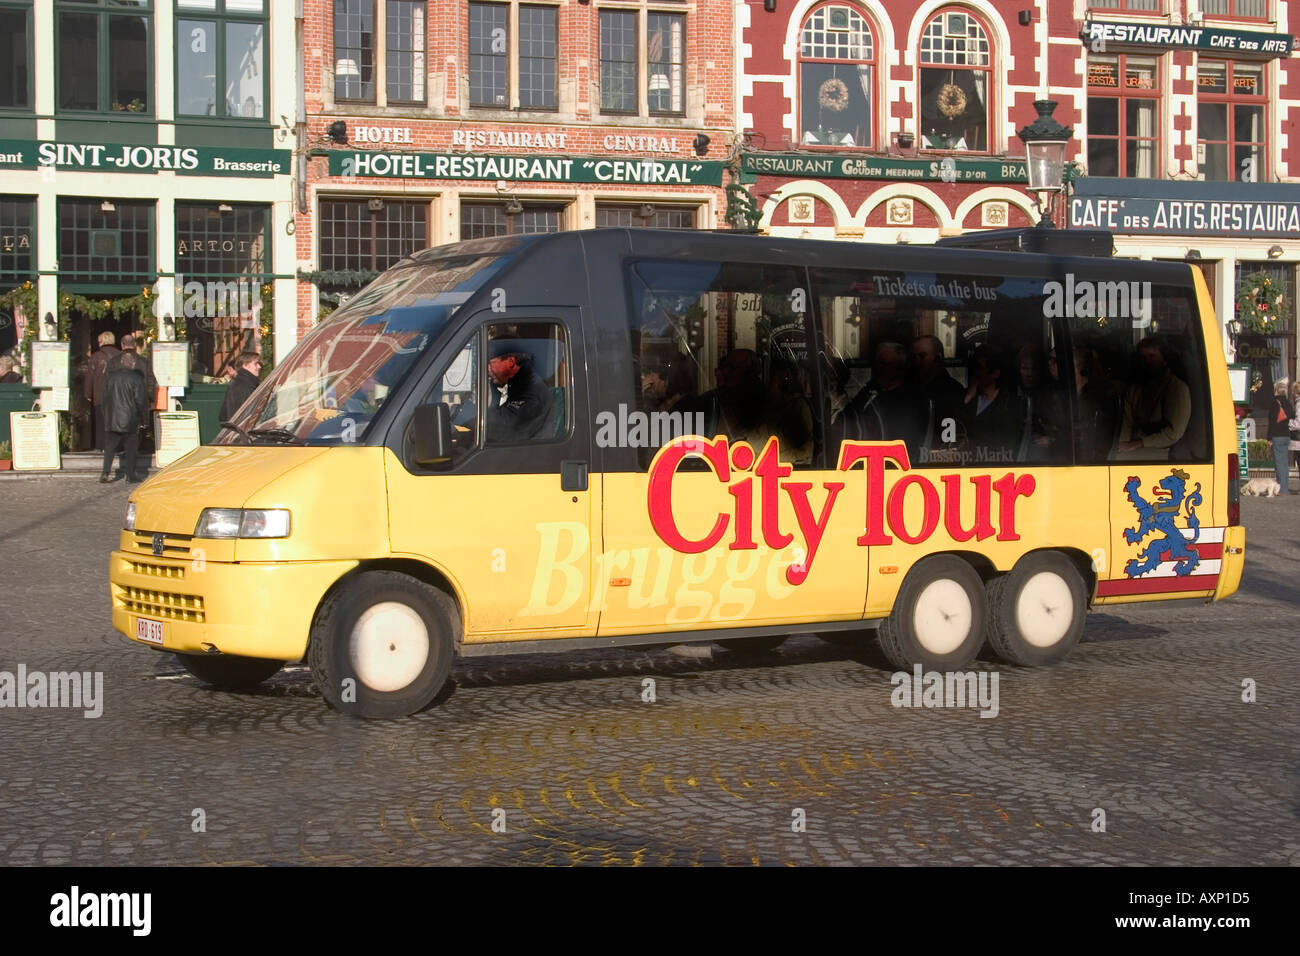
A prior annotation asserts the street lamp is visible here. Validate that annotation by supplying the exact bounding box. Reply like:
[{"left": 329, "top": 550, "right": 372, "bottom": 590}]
[{"left": 1017, "top": 100, "right": 1073, "bottom": 229}]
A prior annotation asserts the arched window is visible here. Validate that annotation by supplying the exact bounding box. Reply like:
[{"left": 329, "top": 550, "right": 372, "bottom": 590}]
[
  {"left": 799, "top": 4, "right": 875, "bottom": 147},
  {"left": 918, "top": 9, "right": 992, "bottom": 151}
]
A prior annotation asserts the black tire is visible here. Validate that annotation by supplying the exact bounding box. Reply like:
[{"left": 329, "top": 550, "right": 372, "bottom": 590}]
[
  {"left": 177, "top": 652, "right": 283, "bottom": 689},
  {"left": 876, "top": 555, "right": 986, "bottom": 670},
  {"left": 985, "top": 551, "right": 1087, "bottom": 666},
  {"left": 715, "top": 635, "right": 787, "bottom": 655},
  {"left": 308, "top": 570, "right": 458, "bottom": 718}
]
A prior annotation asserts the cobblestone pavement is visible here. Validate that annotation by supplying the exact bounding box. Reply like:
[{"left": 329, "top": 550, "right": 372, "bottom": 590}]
[{"left": 0, "top": 477, "right": 1296, "bottom": 866}]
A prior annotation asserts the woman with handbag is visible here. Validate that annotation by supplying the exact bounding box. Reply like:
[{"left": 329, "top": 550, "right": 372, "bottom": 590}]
[{"left": 1269, "top": 378, "right": 1295, "bottom": 494}]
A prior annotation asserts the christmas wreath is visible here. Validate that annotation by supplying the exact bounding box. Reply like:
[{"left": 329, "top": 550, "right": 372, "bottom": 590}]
[
  {"left": 818, "top": 77, "right": 850, "bottom": 112},
  {"left": 1235, "top": 271, "right": 1291, "bottom": 334},
  {"left": 937, "top": 82, "right": 967, "bottom": 119}
]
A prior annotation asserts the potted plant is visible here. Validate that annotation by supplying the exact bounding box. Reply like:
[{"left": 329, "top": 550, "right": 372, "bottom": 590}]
[
  {"left": 1247, "top": 439, "right": 1272, "bottom": 468},
  {"left": 0, "top": 439, "right": 11, "bottom": 471}
]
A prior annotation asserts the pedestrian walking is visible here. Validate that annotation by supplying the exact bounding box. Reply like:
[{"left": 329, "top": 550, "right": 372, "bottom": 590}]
[
  {"left": 219, "top": 350, "right": 262, "bottom": 422},
  {"left": 85, "top": 331, "right": 120, "bottom": 450},
  {"left": 1268, "top": 378, "right": 1294, "bottom": 494},
  {"left": 100, "top": 351, "right": 150, "bottom": 484},
  {"left": 113, "top": 333, "right": 159, "bottom": 399}
]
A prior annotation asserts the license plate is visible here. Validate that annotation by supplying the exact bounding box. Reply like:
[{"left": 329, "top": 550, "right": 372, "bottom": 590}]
[{"left": 136, "top": 617, "right": 165, "bottom": 646}]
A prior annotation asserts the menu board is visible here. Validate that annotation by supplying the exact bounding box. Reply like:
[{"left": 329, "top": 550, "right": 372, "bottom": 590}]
[
  {"left": 151, "top": 342, "right": 190, "bottom": 389},
  {"left": 30, "top": 342, "right": 70, "bottom": 389},
  {"left": 9, "top": 411, "right": 60, "bottom": 471},
  {"left": 154, "top": 411, "right": 201, "bottom": 467}
]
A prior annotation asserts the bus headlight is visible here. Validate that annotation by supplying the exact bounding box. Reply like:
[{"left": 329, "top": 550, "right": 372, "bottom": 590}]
[
  {"left": 195, "top": 508, "right": 291, "bottom": 539},
  {"left": 124, "top": 501, "right": 136, "bottom": 531}
]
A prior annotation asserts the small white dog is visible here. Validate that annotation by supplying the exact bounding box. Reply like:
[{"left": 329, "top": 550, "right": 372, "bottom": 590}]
[{"left": 1242, "top": 477, "right": 1282, "bottom": 497}]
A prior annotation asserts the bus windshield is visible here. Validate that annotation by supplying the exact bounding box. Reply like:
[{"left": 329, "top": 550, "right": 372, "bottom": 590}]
[{"left": 219, "top": 249, "right": 515, "bottom": 445}]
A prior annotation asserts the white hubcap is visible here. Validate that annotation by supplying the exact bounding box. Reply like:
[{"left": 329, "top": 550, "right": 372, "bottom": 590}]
[
  {"left": 1015, "top": 571, "right": 1074, "bottom": 648},
  {"left": 349, "top": 602, "right": 430, "bottom": 692},
  {"left": 912, "top": 579, "right": 973, "bottom": 655}
]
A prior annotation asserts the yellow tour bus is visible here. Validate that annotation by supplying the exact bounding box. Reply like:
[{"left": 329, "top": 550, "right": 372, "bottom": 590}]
[{"left": 110, "top": 228, "right": 1245, "bottom": 717}]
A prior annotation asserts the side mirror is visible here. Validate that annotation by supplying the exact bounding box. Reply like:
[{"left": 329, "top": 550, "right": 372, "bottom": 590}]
[{"left": 412, "top": 402, "right": 453, "bottom": 465}]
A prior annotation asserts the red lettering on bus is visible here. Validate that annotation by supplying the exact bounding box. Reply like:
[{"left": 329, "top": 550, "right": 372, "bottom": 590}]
[
  {"left": 941, "top": 473, "right": 996, "bottom": 542},
  {"left": 646, "top": 437, "right": 1037, "bottom": 584},
  {"left": 838, "top": 440, "right": 911, "bottom": 546},
  {"left": 992, "top": 472, "right": 1036, "bottom": 541},
  {"left": 887, "top": 474, "right": 941, "bottom": 545},
  {"left": 647, "top": 437, "right": 730, "bottom": 552}
]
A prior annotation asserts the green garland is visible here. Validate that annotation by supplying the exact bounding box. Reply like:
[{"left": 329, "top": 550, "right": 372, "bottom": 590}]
[
  {"left": 1, "top": 281, "right": 41, "bottom": 379},
  {"left": 297, "top": 269, "right": 380, "bottom": 289},
  {"left": 1235, "top": 271, "right": 1291, "bottom": 334},
  {"left": 258, "top": 283, "right": 275, "bottom": 372}
]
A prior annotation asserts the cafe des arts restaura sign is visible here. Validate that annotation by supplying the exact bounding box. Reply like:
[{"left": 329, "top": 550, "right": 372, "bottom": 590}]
[
  {"left": 0, "top": 140, "right": 291, "bottom": 177},
  {"left": 328, "top": 150, "right": 726, "bottom": 186}
]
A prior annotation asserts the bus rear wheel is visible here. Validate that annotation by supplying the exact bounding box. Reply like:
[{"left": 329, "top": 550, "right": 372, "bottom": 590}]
[
  {"left": 876, "top": 555, "right": 986, "bottom": 671},
  {"left": 309, "top": 571, "right": 457, "bottom": 718},
  {"left": 985, "top": 552, "right": 1086, "bottom": 666},
  {"left": 177, "top": 653, "right": 283, "bottom": 689}
]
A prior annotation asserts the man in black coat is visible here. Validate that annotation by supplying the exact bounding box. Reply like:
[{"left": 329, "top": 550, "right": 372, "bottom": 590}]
[
  {"left": 85, "top": 331, "right": 120, "bottom": 450},
  {"left": 219, "top": 350, "right": 263, "bottom": 422},
  {"left": 485, "top": 340, "right": 554, "bottom": 443},
  {"left": 101, "top": 352, "right": 151, "bottom": 483}
]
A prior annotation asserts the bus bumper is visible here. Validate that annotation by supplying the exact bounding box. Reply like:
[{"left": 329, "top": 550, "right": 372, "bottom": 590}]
[
  {"left": 110, "top": 551, "right": 358, "bottom": 661},
  {"left": 1213, "top": 525, "right": 1246, "bottom": 602}
]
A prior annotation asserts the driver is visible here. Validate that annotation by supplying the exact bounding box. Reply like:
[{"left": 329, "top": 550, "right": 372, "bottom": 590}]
[{"left": 486, "top": 340, "right": 554, "bottom": 443}]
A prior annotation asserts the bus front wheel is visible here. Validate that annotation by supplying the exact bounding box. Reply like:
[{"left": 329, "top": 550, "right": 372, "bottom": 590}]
[
  {"left": 309, "top": 571, "right": 457, "bottom": 718},
  {"left": 985, "top": 553, "right": 1086, "bottom": 666},
  {"left": 876, "top": 555, "right": 986, "bottom": 671}
]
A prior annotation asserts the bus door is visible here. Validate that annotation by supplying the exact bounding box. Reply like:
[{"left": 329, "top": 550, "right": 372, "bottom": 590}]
[
  {"left": 594, "top": 258, "right": 870, "bottom": 638},
  {"left": 387, "top": 308, "right": 599, "bottom": 637}
]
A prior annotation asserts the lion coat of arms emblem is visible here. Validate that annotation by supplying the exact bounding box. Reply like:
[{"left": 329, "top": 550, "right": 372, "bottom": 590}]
[{"left": 1121, "top": 469, "right": 1203, "bottom": 578}]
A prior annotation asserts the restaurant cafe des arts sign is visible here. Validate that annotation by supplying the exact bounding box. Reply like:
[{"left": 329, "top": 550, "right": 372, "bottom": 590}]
[{"left": 1071, "top": 177, "right": 1300, "bottom": 238}]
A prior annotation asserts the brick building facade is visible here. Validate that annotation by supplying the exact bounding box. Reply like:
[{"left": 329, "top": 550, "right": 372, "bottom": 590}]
[
  {"left": 740, "top": 0, "right": 1300, "bottom": 385},
  {"left": 296, "top": 0, "right": 735, "bottom": 332}
]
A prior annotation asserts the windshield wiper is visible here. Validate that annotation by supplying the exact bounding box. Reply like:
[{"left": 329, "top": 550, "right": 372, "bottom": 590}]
[
  {"left": 219, "top": 420, "right": 254, "bottom": 444},
  {"left": 247, "top": 426, "right": 305, "bottom": 445}
]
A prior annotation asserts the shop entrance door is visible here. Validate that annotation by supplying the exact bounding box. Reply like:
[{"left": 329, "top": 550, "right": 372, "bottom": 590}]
[{"left": 71, "top": 301, "right": 143, "bottom": 452}]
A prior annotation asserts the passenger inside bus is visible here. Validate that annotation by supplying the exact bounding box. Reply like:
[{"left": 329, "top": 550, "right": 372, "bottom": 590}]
[
  {"left": 960, "top": 346, "right": 1023, "bottom": 461},
  {"left": 641, "top": 354, "right": 696, "bottom": 415},
  {"left": 844, "top": 341, "right": 928, "bottom": 460},
  {"left": 1116, "top": 336, "right": 1192, "bottom": 461},
  {"left": 765, "top": 357, "right": 815, "bottom": 464},
  {"left": 910, "top": 334, "right": 965, "bottom": 446},
  {"left": 1071, "top": 345, "right": 1120, "bottom": 462}
]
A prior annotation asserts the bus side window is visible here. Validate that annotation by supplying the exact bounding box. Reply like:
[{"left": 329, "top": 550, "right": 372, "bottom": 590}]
[
  {"left": 626, "top": 260, "right": 819, "bottom": 470},
  {"left": 1082, "top": 286, "right": 1209, "bottom": 464}
]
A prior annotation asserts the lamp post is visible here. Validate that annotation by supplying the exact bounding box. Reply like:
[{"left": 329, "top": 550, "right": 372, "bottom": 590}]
[{"left": 1017, "top": 100, "right": 1073, "bottom": 229}]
